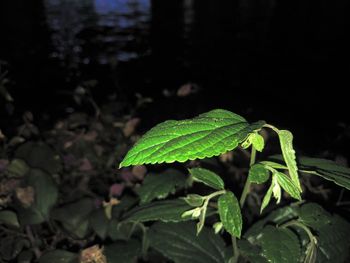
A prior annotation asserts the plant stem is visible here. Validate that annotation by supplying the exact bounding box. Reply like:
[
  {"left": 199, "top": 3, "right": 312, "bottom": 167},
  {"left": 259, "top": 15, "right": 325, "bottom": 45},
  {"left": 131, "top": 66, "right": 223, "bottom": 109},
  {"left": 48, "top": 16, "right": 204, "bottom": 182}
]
[
  {"left": 279, "top": 220, "right": 317, "bottom": 244},
  {"left": 239, "top": 146, "right": 257, "bottom": 207},
  {"left": 231, "top": 146, "right": 257, "bottom": 263}
]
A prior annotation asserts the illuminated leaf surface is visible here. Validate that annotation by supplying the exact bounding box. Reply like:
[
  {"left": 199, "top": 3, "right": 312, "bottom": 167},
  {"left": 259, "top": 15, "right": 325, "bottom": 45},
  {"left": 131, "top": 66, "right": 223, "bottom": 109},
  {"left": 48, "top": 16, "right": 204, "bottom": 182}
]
[
  {"left": 249, "top": 164, "right": 270, "bottom": 184},
  {"left": 189, "top": 168, "right": 225, "bottom": 190},
  {"left": 120, "top": 109, "right": 265, "bottom": 166},
  {"left": 274, "top": 172, "right": 301, "bottom": 200}
]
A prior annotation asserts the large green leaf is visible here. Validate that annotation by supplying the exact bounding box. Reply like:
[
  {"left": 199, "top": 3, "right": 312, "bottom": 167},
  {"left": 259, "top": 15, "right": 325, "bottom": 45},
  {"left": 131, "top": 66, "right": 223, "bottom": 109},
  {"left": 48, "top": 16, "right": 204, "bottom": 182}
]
[
  {"left": 122, "top": 199, "right": 194, "bottom": 223},
  {"left": 137, "top": 169, "right": 188, "bottom": 204},
  {"left": 257, "top": 226, "right": 301, "bottom": 263},
  {"left": 17, "top": 169, "right": 58, "bottom": 225},
  {"left": 298, "top": 157, "right": 350, "bottom": 190},
  {"left": 277, "top": 130, "right": 301, "bottom": 191},
  {"left": 120, "top": 109, "right": 265, "bottom": 166},
  {"left": 218, "top": 191, "right": 242, "bottom": 238},
  {"left": 189, "top": 168, "right": 225, "bottom": 190},
  {"left": 148, "top": 221, "right": 230, "bottom": 263}
]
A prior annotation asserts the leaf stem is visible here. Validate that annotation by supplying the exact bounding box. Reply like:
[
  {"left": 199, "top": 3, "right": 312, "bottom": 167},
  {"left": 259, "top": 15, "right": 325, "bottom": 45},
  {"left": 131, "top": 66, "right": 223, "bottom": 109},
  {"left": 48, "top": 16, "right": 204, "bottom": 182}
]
[
  {"left": 239, "top": 146, "right": 257, "bottom": 207},
  {"left": 231, "top": 235, "right": 239, "bottom": 263},
  {"left": 279, "top": 220, "right": 317, "bottom": 245}
]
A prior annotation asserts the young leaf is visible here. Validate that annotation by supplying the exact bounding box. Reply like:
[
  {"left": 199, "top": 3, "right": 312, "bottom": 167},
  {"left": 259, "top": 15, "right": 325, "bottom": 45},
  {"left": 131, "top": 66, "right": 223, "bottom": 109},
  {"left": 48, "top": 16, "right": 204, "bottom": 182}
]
[
  {"left": 218, "top": 191, "right": 242, "bottom": 238},
  {"left": 278, "top": 130, "right": 301, "bottom": 191},
  {"left": 258, "top": 226, "right": 301, "bottom": 263},
  {"left": 189, "top": 168, "right": 225, "bottom": 190},
  {"left": 260, "top": 182, "right": 274, "bottom": 213},
  {"left": 248, "top": 164, "right": 270, "bottom": 184},
  {"left": 251, "top": 133, "right": 265, "bottom": 152},
  {"left": 137, "top": 169, "right": 187, "bottom": 204},
  {"left": 122, "top": 199, "right": 195, "bottom": 223},
  {"left": 183, "top": 194, "right": 205, "bottom": 207},
  {"left": 274, "top": 171, "right": 301, "bottom": 200},
  {"left": 120, "top": 109, "right": 265, "bottom": 167},
  {"left": 148, "top": 222, "right": 229, "bottom": 263}
]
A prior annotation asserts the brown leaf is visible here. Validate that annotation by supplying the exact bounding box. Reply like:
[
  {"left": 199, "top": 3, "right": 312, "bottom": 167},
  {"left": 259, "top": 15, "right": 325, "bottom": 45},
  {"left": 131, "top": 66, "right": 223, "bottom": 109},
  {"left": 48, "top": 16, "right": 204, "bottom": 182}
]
[
  {"left": 123, "top": 118, "right": 140, "bottom": 137},
  {"left": 80, "top": 245, "right": 106, "bottom": 263}
]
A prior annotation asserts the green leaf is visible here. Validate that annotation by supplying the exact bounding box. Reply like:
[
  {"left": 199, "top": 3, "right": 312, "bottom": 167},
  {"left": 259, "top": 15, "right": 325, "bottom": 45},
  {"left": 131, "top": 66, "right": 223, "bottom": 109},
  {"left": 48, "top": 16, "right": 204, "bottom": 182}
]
[
  {"left": 5, "top": 159, "right": 30, "bottom": 178},
  {"left": 189, "top": 168, "right": 225, "bottom": 190},
  {"left": 17, "top": 169, "right": 58, "bottom": 225},
  {"left": 120, "top": 109, "right": 265, "bottom": 166},
  {"left": 258, "top": 226, "right": 301, "bottom": 263},
  {"left": 298, "top": 203, "right": 331, "bottom": 228},
  {"left": 249, "top": 164, "right": 270, "bottom": 184},
  {"left": 238, "top": 239, "right": 268, "bottom": 263},
  {"left": 298, "top": 157, "right": 350, "bottom": 190},
  {"left": 105, "top": 240, "right": 142, "bottom": 263},
  {"left": 218, "top": 191, "right": 242, "bottom": 238},
  {"left": 260, "top": 182, "right": 274, "bottom": 213},
  {"left": 148, "top": 221, "right": 229, "bottom": 263},
  {"left": 278, "top": 130, "right": 301, "bottom": 191},
  {"left": 51, "top": 198, "right": 95, "bottom": 238},
  {"left": 89, "top": 208, "right": 110, "bottom": 239},
  {"left": 39, "top": 250, "right": 78, "bottom": 263},
  {"left": 183, "top": 194, "right": 205, "bottom": 207},
  {"left": 274, "top": 172, "right": 301, "bottom": 200},
  {"left": 137, "top": 169, "right": 188, "bottom": 204},
  {"left": 251, "top": 133, "right": 265, "bottom": 152},
  {"left": 122, "top": 199, "right": 195, "bottom": 223},
  {"left": 0, "top": 210, "right": 20, "bottom": 228},
  {"left": 15, "top": 142, "right": 62, "bottom": 174}
]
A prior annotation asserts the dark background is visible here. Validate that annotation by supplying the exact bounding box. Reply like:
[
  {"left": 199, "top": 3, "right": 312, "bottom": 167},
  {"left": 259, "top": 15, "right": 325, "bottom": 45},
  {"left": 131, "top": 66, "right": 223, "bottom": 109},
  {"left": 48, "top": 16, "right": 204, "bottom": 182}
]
[{"left": 0, "top": 0, "right": 349, "bottom": 156}]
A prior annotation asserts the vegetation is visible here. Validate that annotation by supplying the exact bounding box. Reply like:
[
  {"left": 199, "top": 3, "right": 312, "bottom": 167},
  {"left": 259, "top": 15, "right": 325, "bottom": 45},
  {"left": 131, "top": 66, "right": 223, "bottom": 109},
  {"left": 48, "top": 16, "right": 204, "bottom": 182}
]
[{"left": 0, "top": 108, "right": 350, "bottom": 262}]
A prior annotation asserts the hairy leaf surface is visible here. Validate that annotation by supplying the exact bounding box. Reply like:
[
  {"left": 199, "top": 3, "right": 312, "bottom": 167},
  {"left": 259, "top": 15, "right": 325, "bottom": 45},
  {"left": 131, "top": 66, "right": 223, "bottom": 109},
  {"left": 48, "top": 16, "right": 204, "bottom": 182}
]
[
  {"left": 120, "top": 109, "right": 265, "bottom": 166},
  {"left": 249, "top": 164, "right": 270, "bottom": 184},
  {"left": 148, "top": 222, "right": 229, "bottom": 263},
  {"left": 189, "top": 168, "right": 225, "bottom": 190},
  {"left": 274, "top": 172, "right": 301, "bottom": 200}
]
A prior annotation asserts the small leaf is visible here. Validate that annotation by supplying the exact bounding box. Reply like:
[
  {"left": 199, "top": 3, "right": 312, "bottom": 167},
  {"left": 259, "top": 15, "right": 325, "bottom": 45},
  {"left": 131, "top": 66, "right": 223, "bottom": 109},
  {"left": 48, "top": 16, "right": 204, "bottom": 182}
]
[
  {"left": 137, "top": 169, "right": 187, "bottom": 204},
  {"left": 278, "top": 130, "right": 301, "bottom": 191},
  {"left": 39, "top": 250, "right": 78, "bottom": 263},
  {"left": 274, "top": 172, "right": 301, "bottom": 200},
  {"left": 248, "top": 164, "right": 270, "bottom": 184},
  {"left": 258, "top": 226, "right": 301, "bottom": 263},
  {"left": 260, "top": 182, "right": 274, "bottom": 213},
  {"left": 120, "top": 109, "right": 265, "bottom": 166},
  {"left": 189, "top": 168, "right": 225, "bottom": 190},
  {"left": 0, "top": 210, "right": 20, "bottom": 228},
  {"left": 251, "top": 133, "right": 265, "bottom": 152},
  {"left": 183, "top": 194, "right": 205, "bottom": 207},
  {"left": 260, "top": 161, "right": 288, "bottom": 170},
  {"left": 122, "top": 199, "right": 194, "bottom": 223},
  {"left": 218, "top": 191, "right": 242, "bottom": 238},
  {"left": 148, "top": 221, "right": 229, "bottom": 263}
]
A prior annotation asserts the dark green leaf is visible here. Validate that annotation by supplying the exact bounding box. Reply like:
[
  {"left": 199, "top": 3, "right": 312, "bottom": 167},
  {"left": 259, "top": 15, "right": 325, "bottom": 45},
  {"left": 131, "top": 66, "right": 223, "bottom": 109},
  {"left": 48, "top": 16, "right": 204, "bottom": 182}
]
[
  {"left": 137, "top": 169, "right": 188, "bottom": 204},
  {"left": 120, "top": 109, "right": 265, "bottom": 166},
  {"left": 122, "top": 199, "right": 194, "bottom": 223},
  {"left": 258, "top": 226, "right": 301, "bottom": 263},
  {"left": 0, "top": 210, "right": 20, "bottom": 227},
  {"left": 104, "top": 239, "right": 141, "bottom": 263},
  {"left": 298, "top": 203, "right": 331, "bottom": 228},
  {"left": 183, "top": 194, "right": 205, "bottom": 207},
  {"left": 17, "top": 169, "right": 58, "bottom": 225},
  {"left": 189, "top": 168, "right": 225, "bottom": 190},
  {"left": 39, "top": 250, "right": 78, "bottom": 263},
  {"left": 249, "top": 164, "right": 270, "bottom": 184},
  {"left": 15, "top": 142, "right": 62, "bottom": 174},
  {"left": 274, "top": 172, "right": 301, "bottom": 200},
  {"left": 238, "top": 239, "right": 268, "bottom": 263},
  {"left": 89, "top": 208, "right": 109, "bottom": 239},
  {"left": 148, "top": 221, "right": 229, "bottom": 263},
  {"left": 5, "top": 159, "right": 30, "bottom": 178},
  {"left": 260, "top": 182, "right": 274, "bottom": 213},
  {"left": 298, "top": 157, "right": 350, "bottom": 190},
  {"left": 218, "top": 191, "right": 242, "bottom": 238}
]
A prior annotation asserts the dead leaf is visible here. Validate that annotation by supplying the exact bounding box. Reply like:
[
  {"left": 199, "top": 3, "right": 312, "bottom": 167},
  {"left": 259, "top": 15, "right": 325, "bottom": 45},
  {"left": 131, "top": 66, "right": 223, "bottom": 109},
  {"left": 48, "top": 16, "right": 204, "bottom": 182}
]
[
  {"left": 80, "top": 245, "right": 106, "bottom": 263},
  {"left": 16, "top": 186, "right": 35, "bottom": 208},
  {"left": 123, "top": 118, "right": 140, "bottom": 137},
  {"left": 132, "top": 165, "right": 147, "bottom": 180}
]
